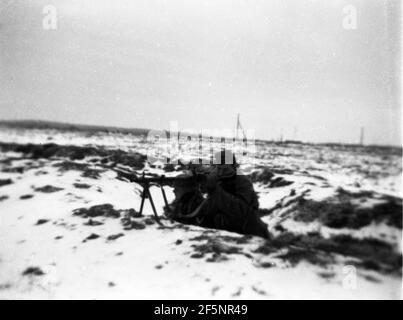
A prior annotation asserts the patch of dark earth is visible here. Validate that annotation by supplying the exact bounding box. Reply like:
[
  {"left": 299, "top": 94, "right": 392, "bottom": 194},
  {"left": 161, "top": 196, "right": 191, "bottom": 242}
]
[
  {"left": 122, "top": 220, "right": 146, "bottom": 230},
  {"left": 53, "top": 161, "right": 104, "bottom": 179},
  {"left": 254, "top": 231, "right": 402, "bottom": 275},
  {"left": 362, "top": 274, "right": 381, "bottom": 283},
  {"left": 0, "top": 156, "right": 23, "bottom": 165},
  {"left": 251, "top": 286, "right": 267, "bottom": 296},
  {"left": 107, "top": 233, "right": 125, "bottom": 241},
  {"left": 2, "top": 166, "right": 25, "bottom": 174},
  {"left": 189, "top": 233, "right": 252, "bottom": 245},
  {"left": 35, "top": 170, "right": 48, "bottom": 175},
  {"left": 317, "top": 271, "right": 336, "bottom": 280},
  {"left": 22, "top": 267, "right": 45, "bottom": 276},
  {"left": 20, "top": 194, "right": 34, "bottom": 200},
  {"left": 83, "top": 233, "right": 100, "bottom": 242},
  {"left": 0, "top": 283, "right": 12, "bottom": 290},
  {"left": 71, "top": 204, "right": 401, "bottom": 275},
  {"left": 293, "top": 187, "right": 402, "bottom": 229},
  {"left": 74, "top": 204, "right": 153, "bottom": 230},
  {"left": 0, "top": 178, "right": 13, "bottom": 187},
  {"left": 34, "top": 185, "right": 64, "bottom": 193},
  {"left": 0, "top": 142, "right": 146, "bottom": 171},
  {"left": 73, "top": 183, "right": 91, "bottom": 189},
  {"left": 189, "top": 238, "right": 251, "bottom": 262},
  {"left": 84, "top": 218, "right": 104, "bottom": 226},
  {"left": 73, "top": 204, "right": 121, "bottom": 218},
  {"left": 232, "top": 287, "right": 243, "bottom": 297},
  {"left": 1, "top": 158, "right": 49, "bottom": 173},
  {"left": 258, "top": 189, "right": 310, "bottom": 217},
  {"left": 249, "top": 168, "right": 293, "bottom": 187},
  {"left": 185, "top": 229, "right": 401, "bottom": 275},
  {"left": 36, "top": 219, "right": 49, "bottom": 225}
]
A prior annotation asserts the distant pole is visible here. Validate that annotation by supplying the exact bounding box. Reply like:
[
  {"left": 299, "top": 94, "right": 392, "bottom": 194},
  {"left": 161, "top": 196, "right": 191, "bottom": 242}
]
[
  {"left": 236, "top": 113, "right": 240, "bottom": 140},
  {"left": 236, "top": 113, "right": 247, "bottom": 142}
]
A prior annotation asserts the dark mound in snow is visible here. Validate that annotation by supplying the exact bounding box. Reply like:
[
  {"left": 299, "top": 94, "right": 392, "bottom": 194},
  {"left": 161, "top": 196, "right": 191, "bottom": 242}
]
[
  {"left": 53, "top": 161, "right": 104, "bottom": 179},
  {"left": 35, "top": 219, "right": 49, "bottom": 225},
  {"left": 73, "top": 183, "right": 91, "bottom": 189},
  {"left": 188, "top": 234, "right": 251, "bottom": 263},
  {"left": 73, "top": 204, "right": 121, "bottom": 218},
  {"left": 121, "top": 219, "right": 146, "bottom": 230},
  {"left": 83, "top": 233, "right": 100, "bottom": 242},
  {"left": 81, "top": 168, "right": 102, "bottom": 179},
  {"left": 294, "top": 188, "right": 402, "bottom": 229},
  {"left": 53, "top": 161, "right": 88, "bottom": 171},
  {"left": 249, "top": 168, "right": 293, "bottom": 188},
  {"left": 22, "top": 267, "right": 45, "bottom": 276},
  {"left": 74, "top": 204, "right": 147, "bottom": 232},
  {"left": 34, "top": 185, "right": 64, "bottom": 193},
  {"left": 255, "top": 231, "right": 402, "bottom": 274},
  {"left": 2, "top": 166, "right": 24, "bottom": 173},
  {"left": 107, "top": 233, "right": 125, "bottom": 241},
  {"left": 0, "top": 178, "right": 13, "bottom": 187},
  {"left": 0, "top": 142, "right": 146, "bottom": 170},
  {"left": 20, "top": 194, "right": 34, "bottom": 200},
  {"left": 84, "top": 218, "right": 104, "bottom": 226},
  {"left": 188, "top": 229, "right": 401, "bottom": 274}
]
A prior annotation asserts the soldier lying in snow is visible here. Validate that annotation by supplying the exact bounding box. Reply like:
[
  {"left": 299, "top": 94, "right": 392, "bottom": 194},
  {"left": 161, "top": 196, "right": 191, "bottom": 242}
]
[{"left": 165, "top": 150, "right": 269, "bottom": 239}]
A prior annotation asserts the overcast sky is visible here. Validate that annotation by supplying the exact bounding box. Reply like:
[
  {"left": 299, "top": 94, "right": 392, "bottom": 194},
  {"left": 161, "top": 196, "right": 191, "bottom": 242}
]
[{"left": 0, "top": 0, "right": 401, "bottom": 145}]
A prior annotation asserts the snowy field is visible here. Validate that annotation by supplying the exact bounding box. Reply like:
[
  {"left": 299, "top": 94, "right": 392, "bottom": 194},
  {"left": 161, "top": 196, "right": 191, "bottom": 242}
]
[{"left": 0, "top": 125, "right": 401, "bottom": 299}]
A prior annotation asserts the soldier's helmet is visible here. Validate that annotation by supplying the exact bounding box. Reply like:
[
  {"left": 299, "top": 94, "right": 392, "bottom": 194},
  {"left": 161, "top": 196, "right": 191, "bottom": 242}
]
[
  {"left": 212, "top": 149, "right": 237, "bottom": 179},
  {"left": 213, "top": 149, "right": 237, "bottom": 166}
]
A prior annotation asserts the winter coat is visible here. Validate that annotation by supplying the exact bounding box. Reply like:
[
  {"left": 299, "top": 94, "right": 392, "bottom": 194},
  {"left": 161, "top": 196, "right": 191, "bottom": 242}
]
[{"left": 200, "top": 175, "right": 269, "bottom": 239}]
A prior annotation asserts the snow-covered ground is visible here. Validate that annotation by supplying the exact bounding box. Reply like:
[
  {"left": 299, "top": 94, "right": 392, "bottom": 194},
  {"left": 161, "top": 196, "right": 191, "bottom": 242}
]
[{"left": 0, "top": 126, "right": 401, "bottom": 299}]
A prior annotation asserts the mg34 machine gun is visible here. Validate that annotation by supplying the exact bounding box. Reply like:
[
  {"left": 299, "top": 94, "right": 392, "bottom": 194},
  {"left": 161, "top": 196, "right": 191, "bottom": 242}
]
[{"left": 115, "top": 166, "right": 210, "bottom": 225}]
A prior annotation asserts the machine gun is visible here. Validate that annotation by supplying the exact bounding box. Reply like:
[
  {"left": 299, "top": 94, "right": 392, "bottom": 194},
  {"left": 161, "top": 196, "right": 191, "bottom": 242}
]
[{"left": 115, "top": 167, "right": 209, "bottom": 225}]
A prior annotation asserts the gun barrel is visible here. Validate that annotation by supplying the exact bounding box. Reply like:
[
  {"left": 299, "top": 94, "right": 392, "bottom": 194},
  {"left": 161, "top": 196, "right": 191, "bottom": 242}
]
[{"left": 115, "top": 169, "right": 193, "bottom": 185}]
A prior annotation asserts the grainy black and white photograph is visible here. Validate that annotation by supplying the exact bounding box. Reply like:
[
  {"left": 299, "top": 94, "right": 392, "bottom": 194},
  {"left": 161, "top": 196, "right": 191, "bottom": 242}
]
[{"left": 0, "top": 0, "right": 401, "bottom": 301}]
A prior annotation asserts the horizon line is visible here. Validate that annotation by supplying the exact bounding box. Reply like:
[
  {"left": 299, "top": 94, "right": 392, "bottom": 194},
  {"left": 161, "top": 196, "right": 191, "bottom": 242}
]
[{"left": 0, "top": 118, "right": 401, "bottom": 149}]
